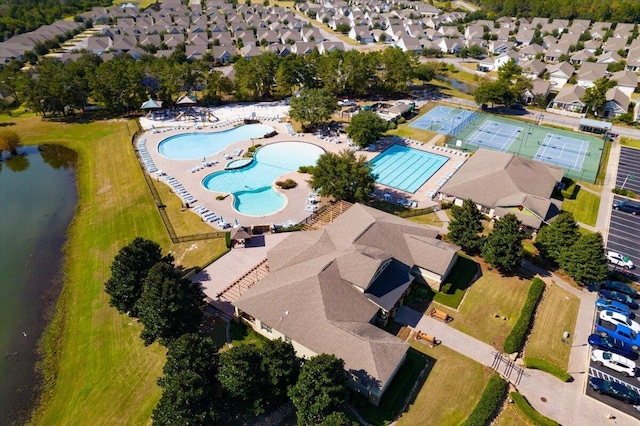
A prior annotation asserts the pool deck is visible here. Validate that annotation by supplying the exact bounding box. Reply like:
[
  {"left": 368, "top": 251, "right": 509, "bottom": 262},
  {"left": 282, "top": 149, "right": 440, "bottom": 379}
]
[{"left": 137, "top": 106, "right": 468, "bottom": 230}]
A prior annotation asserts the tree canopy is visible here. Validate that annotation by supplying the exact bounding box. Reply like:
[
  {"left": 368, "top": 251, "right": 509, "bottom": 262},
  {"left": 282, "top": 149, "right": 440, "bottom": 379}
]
[
  {"left": 0, "top": 129, "right": 21, "bottom": 155},
  {"left": 345, "top": 110, "right": 388, "bottom": 148},
  {"left": 288, "top": 88, "right": 338, "bottom": 131},
  {"left": 289, "top": 354, "right": 349, "bottom": 425},
  {"left": 447, "top": 199, "right": 485, "bottom": 254},
  {"left": 153, "top": 334, "right": 220, "bottom": 425},
  {"left": 558, "top": 232, "right": 609, "bottom": 284},
  {"left": 104, "top": 237, "right": 166, "bottom": 317},
  {"left": 309, "top": 149, "right": 377, "bottom": 203},
  {"left": 534, "top": 211, "right": 580, "bottom": 262},
  {"left": 217, "top": 344, "right": 268, "bottom": 416},
  {"left": 137, "top": 261, "right": 205, "bottom": 346},
  {"left": 481, "top": 214, "right": 524, "bottom": 272},
  {"left": 581, "top": 77, "right": 618, "bottom": 117}
]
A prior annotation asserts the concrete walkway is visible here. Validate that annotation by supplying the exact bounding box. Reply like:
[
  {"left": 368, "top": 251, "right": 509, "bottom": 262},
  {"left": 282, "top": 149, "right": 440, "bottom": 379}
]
[{"left": 394, "top": 261, "right": 638, "bottom": 426}]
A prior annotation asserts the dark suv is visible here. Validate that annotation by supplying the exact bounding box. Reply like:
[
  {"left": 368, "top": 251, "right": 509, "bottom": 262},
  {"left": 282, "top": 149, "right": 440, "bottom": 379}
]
[{"left": 613, "top": 200, "right": 640, "bottom": 215}]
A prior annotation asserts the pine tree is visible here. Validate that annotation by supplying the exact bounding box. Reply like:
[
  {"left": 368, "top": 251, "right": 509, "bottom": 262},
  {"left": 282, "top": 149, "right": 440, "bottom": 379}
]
[
  {"left": 534, "top": 211, "right": 581, "bottom": 262},
  {"left": 482, "top": 214, "right": 524, "bottom": 272},
  {"left": 559, "top": 232, "right": 609, "bottom": 284}
]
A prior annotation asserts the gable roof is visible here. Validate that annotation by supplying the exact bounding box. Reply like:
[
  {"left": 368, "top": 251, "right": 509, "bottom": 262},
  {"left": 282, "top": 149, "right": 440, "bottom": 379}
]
[{"left": 235, "top": 203, "right": 460, "bottom": 392}]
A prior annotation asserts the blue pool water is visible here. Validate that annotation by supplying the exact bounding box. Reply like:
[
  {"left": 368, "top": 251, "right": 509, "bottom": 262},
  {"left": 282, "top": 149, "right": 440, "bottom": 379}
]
[
  {"left": 157, "top": 124, "right": 275, "bottom": 160},
  {"left": 369, "top": 144, "right": 448, "bottom": 193},
  {"left": 202, "top": 141, "right": 325, "bottom": 216}
]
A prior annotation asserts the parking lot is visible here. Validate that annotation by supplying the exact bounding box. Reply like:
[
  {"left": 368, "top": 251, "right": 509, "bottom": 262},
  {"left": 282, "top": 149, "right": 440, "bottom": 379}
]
[
  {"left": 607, "top": 146, "right": 640, "bottom": 269},
  {"left": 588, "top": 301, "right": 640, "bottom": 419}
]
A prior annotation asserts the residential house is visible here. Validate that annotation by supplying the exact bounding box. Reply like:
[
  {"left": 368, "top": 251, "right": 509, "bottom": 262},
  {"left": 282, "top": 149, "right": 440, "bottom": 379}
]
[
  {"left": 576, "top": 62, "right": 608, "bottom": 88},
  {"left": 546, "top": 61, "right": 575, "bottom": 89},
  {"left": 602, "top": 37, "right": 627, "bottom": 54},
  {"left": 318, "top": 41, "right": 344, "bottom": 54},
  {"left": 604, "top": 87, "right": 630, "bottom": 118},
  {"left": 610, "top": 70, "right": 639, "bottom": 96},
  {"left": 569, "top": 49, "right": 594, "bottom": 65},
  {"left": 548, "top": 85, "right": 587, "bottom": 115},
  {"left": 522, "top": 79, "right": 551, "bottom": 105},
  {"left": 349, "top": 25, "right": 374, "bottom": 43},
  {"left": 437, "top": 37, "right": 462, "bottom": 54},
  {"left": 396, "top": 36, "right": 422, "bottom": 53},
  {"left": 520, "top": 59, "right": 546, "bottom": 80},
  {"left": 489, "top": 41, "right": 514, "bottom": 55},
  {"left": 439, "top": 149, "right": 564, "bottom": 230},
  {"left": 234, "top": 203, "right": 460, "bottom": 405},
  {"left": 518, "top": 43, "right": 543, "bottom": 60},
  {"left": 515, "top": 28, "right": 535, "bottom": 46},
  {"left": 544, "top": 42, "right": 570, "bottom": 63},
  {"left": 240, "top": 45, "right": 262, "bottom": 59},
  {"left": 596, "top": 51, "right": 622, "bottom": 64},
  {"left": 211, "top": 46, "right": 236, "bottom": 64}
]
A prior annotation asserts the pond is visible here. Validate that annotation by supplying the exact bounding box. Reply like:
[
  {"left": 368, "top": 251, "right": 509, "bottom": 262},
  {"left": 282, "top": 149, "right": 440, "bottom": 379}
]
[{"left": 437, "top": 74, "right": 477, "bottom": 94}]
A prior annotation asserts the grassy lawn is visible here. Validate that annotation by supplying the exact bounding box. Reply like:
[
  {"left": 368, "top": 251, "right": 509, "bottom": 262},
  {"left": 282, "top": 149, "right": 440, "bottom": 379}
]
[
  {"left": 355, "top": 348, "right": 428, "bottom": 426},
  {"left": 620, "top": 137, "right": 640, "bottom": 149},
  {"left": 495, "top": 403, "right": 532, "bottom": 426},
  {"left": 408, "top": 211, "right": 445, "bottom": 227},
  {"left": 559, "top": 181, "right": 601, "bottom": 227},
  {"left": 435, "top": 263, "right": 535, "bottom": 349},
  {"left": 0, "top": 114, "right": 228, "bottom": 424},
  {"left": 385, "top": 121, "right": 439, "bottom": 143},
  {"left": 228, "top": 321, "right": 269, "bottom": 348},
  {"left": 524, "top": 282, "right": 579, "bottom": 370},
  {"left": 397, "top": 343, "right": 490, "bottom": 426}
]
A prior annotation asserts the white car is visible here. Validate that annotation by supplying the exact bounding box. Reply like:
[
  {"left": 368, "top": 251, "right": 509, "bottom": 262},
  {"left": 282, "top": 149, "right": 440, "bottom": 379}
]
[
  {"left": 600, "top": 310, "right": 640, "bottom": 333},
  {"left": 591, "top": 349, "right": 636, "bottom": 377},
  {"left": 606, "top": 251, "right": 635, "bottom": 269}
]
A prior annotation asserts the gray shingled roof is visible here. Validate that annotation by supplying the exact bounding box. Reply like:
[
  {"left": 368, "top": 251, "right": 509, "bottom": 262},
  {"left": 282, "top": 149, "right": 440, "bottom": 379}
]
[{"left": 235, "top": 203, "right": 460, "bottom": 392}]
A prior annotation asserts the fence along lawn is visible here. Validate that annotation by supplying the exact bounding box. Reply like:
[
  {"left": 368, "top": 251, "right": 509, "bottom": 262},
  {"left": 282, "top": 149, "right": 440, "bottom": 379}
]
[{"left": 0, "top": 115, "right": 228, "bottom": 425}]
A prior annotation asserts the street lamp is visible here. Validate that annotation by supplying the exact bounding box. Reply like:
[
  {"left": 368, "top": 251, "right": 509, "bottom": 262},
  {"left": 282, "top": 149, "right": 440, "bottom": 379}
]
[{"left": 621, "top": 172, "right": 635, "bottom": 190}]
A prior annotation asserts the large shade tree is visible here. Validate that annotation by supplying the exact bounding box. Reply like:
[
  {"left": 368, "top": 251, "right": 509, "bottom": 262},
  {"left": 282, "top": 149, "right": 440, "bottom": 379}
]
[
  {"left": 137, "top": 261, "right": 205, "bottom": 346},
  {"left": 289, "top": 354, "right": 349, "bottom": 425},
  {"left": 153, "top": 333, "right": 220, "bottom": 425},
  {"left": 0, "top": 129, "right": 21, "bottom": 155},
  {"left": 104, "top": 237, "right": 166, "bottom": 317},
  {"left": 447, "top": 199, "right": 485, "bottom": 254},
  {"left": 481, "top": 213, "right": 524, "bottom": 272},
  {"left": 345, "top": 110, "right": 388, "bottom": 148},
  {"left": 217, "top": 344, "right": 267, "bottom": 416},
  {"left": 559, "top": 232, "right": 609, "bottom": 284},
  {"left": 288, "top": 88, "right": 338, "bottom": 131},
  {"left": 309, "top": 149, "right": 377, "bottom": 203},
  {"left": 534, "top": 211, "right": 581, "bottom": 262},
  {"left": 261, "top": 339, "right": 301, "bottom": 409}
]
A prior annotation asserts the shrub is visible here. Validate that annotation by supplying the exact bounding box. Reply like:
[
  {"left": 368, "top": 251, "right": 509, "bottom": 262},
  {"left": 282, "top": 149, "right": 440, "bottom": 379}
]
[
  {"left": 276, "top": 179, "right": 297, "bottom": 189},
  {"left": 397, "top": 117, "right": 406, "bottom": 124},
  {"left": 298, "top": 165, "right": 314, "bottom": 173},
  {"left": 263, "top": 131, "right": 278, "bottom": 138},
  {"left": 274, "top": 224, "right": 304, "bottom": 233},
  {"left": 503, "top": 278, "right": 545, "bottom": 354},
  {"left": 225, "top": 231, "right": 231, "bottom": 249},
  {"left": 440, "top": 201, "right": 453, "bottom": 209},
  {"left": 510, "top": 391, "right": 560, "bottom": 425},
  {"left": 388, "top": 121, "right": 397, "bottom": 130},
  {"left": 462, "top": 375, "right": 507, "bottom": 426},
  {"left": 523, "top": 358, "right": 572, "bottom": 382},
  {"left": 612, "top": 187, "right": 637, "bottom": 198},
  {"left": 216, "top": 194, "right": 228, "bottom": 200}
]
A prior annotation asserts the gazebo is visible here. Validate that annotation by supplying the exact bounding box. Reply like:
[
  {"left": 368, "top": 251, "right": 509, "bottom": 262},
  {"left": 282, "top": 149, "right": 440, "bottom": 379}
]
[
  {"left": 140, "top": 99, "right": 164, "bottom": 120},
  {"left": 230, "top": 227, "right": 252, "bottom": 248},
  {"left": 176, "top": 94, "right": 200, "bottom": 120}
]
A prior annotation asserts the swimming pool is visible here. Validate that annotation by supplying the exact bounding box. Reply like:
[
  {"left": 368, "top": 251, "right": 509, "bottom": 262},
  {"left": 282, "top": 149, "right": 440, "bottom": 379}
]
[
  {"left": 202, "top": 141, "right": 325, "bottom": 216},
  {"left": 369, "top": 144, "right": 448, "bottom": 193},
  {"left": 157, "top": 124, "right": 275, "bottom": 160}
]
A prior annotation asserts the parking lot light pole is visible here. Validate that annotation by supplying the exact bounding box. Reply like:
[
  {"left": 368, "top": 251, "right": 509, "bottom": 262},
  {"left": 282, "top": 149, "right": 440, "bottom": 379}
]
[{"left": 620, "top": 172, "right": 635, "bottom": 190}]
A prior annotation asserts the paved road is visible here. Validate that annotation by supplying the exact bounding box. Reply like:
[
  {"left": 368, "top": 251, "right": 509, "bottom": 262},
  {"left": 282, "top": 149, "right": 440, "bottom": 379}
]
[{"left": 394, "top": 261, "right": 639, "bottom": 425}]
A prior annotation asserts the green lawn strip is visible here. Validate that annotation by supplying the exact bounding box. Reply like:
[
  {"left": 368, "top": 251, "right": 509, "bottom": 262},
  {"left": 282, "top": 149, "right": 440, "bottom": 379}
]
[
  {"left": 228, "top": 321, "right": 269, "bottom": 349},
  {"left": 433, "top": 255, "right": 477, "bottom": 308},
  {"left": 509, "top": 391, "right": 560, "bottom": 425},
  {"left": 503, "top": 278, "right": 545, "bottom": 354},
  {"left": 398, "top": 343, "right": 490, "bottom": 426},
  {"left": 523, "top": 358, "right": 572, "bottom": 382},
  {"left": 494, "top": 402, "right": 532, "bottom": 426},
  {"left": 524, "top": 282, "right": 579, "bottom": 370},
  {"left": 559, "top": 182, "right": 600, "bottom": 226},
  {"left": 461, "top": 374, "right": 508, "bottom": 426},
  {"left": 435, "top": 266, "right": 534, "bottom": 349},
  {"left": 354, "top": 348, "right": 427, "bottom": 425},
  {"left": 620, "top": 137, "right": 640, "bottom": 149},
  {"left": 596, "top": 140, "right": 613, "bottom": 185},
  {"left": 2, "top": 116, "right": 228, "bottom": 424},
  {"left": 407, "top": 211, "right": 445, "bottom": 227}
]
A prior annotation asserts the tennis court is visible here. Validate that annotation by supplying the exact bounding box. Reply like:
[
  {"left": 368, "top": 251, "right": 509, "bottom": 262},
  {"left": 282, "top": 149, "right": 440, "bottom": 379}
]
[
  {"left": 464, "top": 120, "right": 523, "bottom": 152},
  {"left": 448, "top": 113, "right": 605, "bottom": 183},
  {"left": 534, "top": 134, "right": 589, "bottom": 171},
  {"left": 410, "top": 105, "right": 477, "bottom": 134},
  {"left": 368, "top": 144, "right": 448, "bottom": 193}
]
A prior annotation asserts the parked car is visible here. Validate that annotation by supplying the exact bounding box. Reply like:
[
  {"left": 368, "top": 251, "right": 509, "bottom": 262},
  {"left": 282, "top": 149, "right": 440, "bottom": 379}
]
[
  {"left": 594, "top": 321, "right": 640, "bottom": 350},
  {"left": 588, "top": 334, "right": 636, "bottom": 358},
  {"left": 591, "top": 349, "right": 637, "bottom": 377},
  {"left": 606, "top": 251, "right": 635, "bottom": 269},
  {"left": 613, "top": 200, "right": 640, "bottom": 215},
  {"left": 596, "top": 298, "right": 632, "bottom": 316},
  {"left": 589, "top": 377, "right": 640, "bottom": 404},
  {"left": 337, "top": 99, "right": 355, "bottom": 107},
  {"left": 601, "top": 280, "right": 639, "bottom": 298},
  {"left": 600, "top": 310, "right": 640, "bottom": 333},
  {"left": 599, "top": 290, "right": 638, "bottom": 309}
]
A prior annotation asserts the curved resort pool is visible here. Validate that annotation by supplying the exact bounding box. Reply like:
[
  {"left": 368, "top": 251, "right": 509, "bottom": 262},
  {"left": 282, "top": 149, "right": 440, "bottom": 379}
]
[
  {"left": 202, "top": 141, "right": 324, "bottom": 216},
  {"left": 157, "top": 124, "right": 275, "bottom": 160}
]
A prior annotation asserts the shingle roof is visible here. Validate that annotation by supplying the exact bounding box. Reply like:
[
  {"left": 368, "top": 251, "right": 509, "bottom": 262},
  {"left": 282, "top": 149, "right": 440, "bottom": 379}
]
[{"left": 235, "top": 203, "right": 460, "bottom": 392}]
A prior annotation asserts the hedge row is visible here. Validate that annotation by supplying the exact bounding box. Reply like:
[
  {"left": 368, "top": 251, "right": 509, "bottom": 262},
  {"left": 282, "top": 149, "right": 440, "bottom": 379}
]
[
  {"left": 510, "top": 391, "right": 560, "bottom": 426},
  {"left": 523, "top": 357, "right": 572, "bottom": 382},
  {"left": 462, "top": 375, "right": 508, "bottom": 426},
  {"left": 503, "top": 278, "right": 546, "bottom": 354}
]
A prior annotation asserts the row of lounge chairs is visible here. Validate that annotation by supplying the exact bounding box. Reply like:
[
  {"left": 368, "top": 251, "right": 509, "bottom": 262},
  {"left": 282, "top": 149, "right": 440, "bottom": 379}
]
[
  {"left": 284, "top": 123, "right": 296, "bottom": 136},
  {"left": 189, "top": 158, "right": 218, "bottom": 173},
  {"left": 454, "top": 160, "right": 465, "bottom": 170},
  {"left": 193, "top": 205, "right": 218, "bottom": 223},
  {"left": 163, "top": 175, "right": 197, "bottom": 205},
  {"left": 137, "top": 139, "right": 158, "bottom": 173},
  {"left": 431, "top": 146, "right": 468, "bottom": 157}
]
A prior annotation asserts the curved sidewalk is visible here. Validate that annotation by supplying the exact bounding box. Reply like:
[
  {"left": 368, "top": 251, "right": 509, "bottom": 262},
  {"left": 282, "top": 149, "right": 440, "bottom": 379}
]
[{"left": 394, "top": 262, "right": 638, "bottom": 426}]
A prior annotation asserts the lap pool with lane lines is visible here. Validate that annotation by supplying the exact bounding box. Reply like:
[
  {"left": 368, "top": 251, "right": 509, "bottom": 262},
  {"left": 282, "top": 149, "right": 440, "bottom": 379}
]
[{"left": 368, "top": 144, "right": 448, "bottom": 193}]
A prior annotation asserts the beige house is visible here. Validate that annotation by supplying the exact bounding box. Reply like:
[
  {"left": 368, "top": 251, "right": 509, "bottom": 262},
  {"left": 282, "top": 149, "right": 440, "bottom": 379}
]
[
  {"left": 439, "top": 149, "right": 564, "bottom": 230},
  {"left": 234, "top": 203, "right": 460, "bottom": 404}
]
